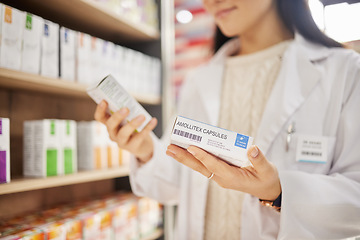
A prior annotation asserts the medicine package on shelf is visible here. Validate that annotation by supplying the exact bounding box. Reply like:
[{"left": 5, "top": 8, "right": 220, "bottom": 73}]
[{"left": 170, "top": 116, "right": 254, "bottom": 167}]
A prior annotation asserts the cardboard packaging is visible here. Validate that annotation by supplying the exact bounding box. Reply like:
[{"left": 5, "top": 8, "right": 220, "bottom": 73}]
[
  {"left": 59, "top": 120, "right": 77, "bottom": 174},
  {"left": 77, "top": 121, "right": 108, "bottom": 170},
  {"left": 76, "top": 32, "right": 92, "bottom": 84},
  {"left": 23, "top": 120, "right": 62, "bottom": 177},
  {"left": 170, "top": 116, "right": 254, "bottom": 167},
  {"left": 60, "top": 27, "right": 76, "bottom": 81},
  {"left": 0, "top": 118, "right": 10, "bottom": 184},
  {"left": 87, "top": 74, "right": 152, "bottom": 132},
  {"left": 21, "top": 13, "right": 43, "bottom": 74},
  {"left": 0, "top": 5, "right": 24, "bottom": 70},
  {"left": 40, "top": 20, "right": 59, "bottom": 78}
]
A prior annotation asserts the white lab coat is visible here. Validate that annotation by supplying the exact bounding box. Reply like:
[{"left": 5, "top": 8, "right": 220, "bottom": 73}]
[{"left": 129, "top": 34, "right": 360, "bottom": 239}]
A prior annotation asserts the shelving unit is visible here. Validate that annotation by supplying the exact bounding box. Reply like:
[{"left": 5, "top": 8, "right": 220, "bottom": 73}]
[
  {"left": 0, "top": 68, "right": 161, "bottom": 104},
  {"left": 0, "top": 167, "right": 130, "bottom": 195},
  {"left": 0, "top": 0, "right": 166, "bottom": 238},
  {"left": 1, "top": 0, "right": 160, "bottom": 43}
]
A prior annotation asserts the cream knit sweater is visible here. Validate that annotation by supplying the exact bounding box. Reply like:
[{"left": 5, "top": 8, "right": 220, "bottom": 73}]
[{"left": 204, "top": 40, "right": 292, "bottom": 240}]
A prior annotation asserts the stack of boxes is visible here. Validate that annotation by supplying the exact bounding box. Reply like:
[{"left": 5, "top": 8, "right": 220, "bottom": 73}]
[
  {"left": 0, "top": 3, "right": 162, "bottom": 98},
  {"left": 0, "top": 193, "right": 163, "bottom": 240},
  {"left": 22, "top": 119, "right": 128, "bottom": 178},
  {"left": 23, "top": 120, "right": 77, "bottom": 177}
]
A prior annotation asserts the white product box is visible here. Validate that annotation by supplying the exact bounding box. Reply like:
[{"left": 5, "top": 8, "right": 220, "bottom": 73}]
[
  {"left": 23, "top": 119, "right": 62, "bottom": 177},
  {"left": 90, "top": 37, "right": 105, "bottom": 84},
  {"left": 87, "top": 74, "right": 152, "bottom": 131},
  {"left": 77, "top": 121, "right": 108, "bottom": 170},
  {"left": 170, "top": 116, "right": 254, "bottom": 167},
  {"left": 107, "top": 42, "right": 117, "bottom": 79},
  {"left": 40, "top": 20, "right": 59, "bottom": 78},
  {"left": 0, "top": 118, "right": 10, "bottom": 184},
  {"left": 114, "top": 45, "right": 124, "bottom": 81},
  {"left": 0, "top": 5, "right": 24, "bottom": 70},
  {"left": 59, "top": 120, "right": 77, "bottom": 174},
  {"left": 60, "top": 27, "right": 76, "bottom": 81},
  {"left": 76, "top": 32, "right": 92, "bottom": 84},
  {"left": 107, "top": 137, "right": 121, "bottom": 168},
  {"left": 21, "top": 13, "right": 43, "bottom": 74}
]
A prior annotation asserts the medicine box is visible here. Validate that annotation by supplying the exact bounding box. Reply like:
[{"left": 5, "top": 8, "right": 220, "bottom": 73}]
[
  {"left": 77, "top": 121, "right": 108, "bottom": 170},
  {"left": 23, "top": 119, "right": 62, "bottom": 177},
  {"left": 170, "top": 116, "right": 254, "bottom": 167},
  {"left": 87, "top": 74, "right": 152, "bottom": 132},
  {"left": 0, "top": 118, "right": 10, "bottom": 184},
  {"left": 76, "top": 32, "right": 92, "bottom": 84},
  {"left": 60, "top": 27, "right": 76, "bottom": 82},
  {"left": 59, "top": 120, "right": 77, "bottom": 175},
  {"left": 40, "top": 20, "right": 59, "bottom": 78},
  {"left": 107, "top": 138, "right": 122, "bottom": 168},
  {"left": 90, "top": 37, "right": 104, "bottom": 84},
  {"left": 0, "top": 5, "right": 24, "bottom": 70},
  {"left": 21, "top": 13, "right": 43, "bottom": 74}
]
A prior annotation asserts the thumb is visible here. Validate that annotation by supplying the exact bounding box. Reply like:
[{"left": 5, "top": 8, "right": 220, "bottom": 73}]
[{"left": 247, "top": 145, "right": 268, "bottom": 171}]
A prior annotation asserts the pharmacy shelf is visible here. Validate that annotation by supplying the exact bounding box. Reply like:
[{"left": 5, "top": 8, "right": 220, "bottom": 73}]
[
  {"left": 0, "top": 68, "right": 162, "bottom": 104},
  {"left": 2, "top": 0, "right": 159, "bottom": 43},
  {"left": 0, "top": 167, "right": 130, "bottom": 195},
  {"left": 0, "top": 68, "right": 88, "bottom": 98}
]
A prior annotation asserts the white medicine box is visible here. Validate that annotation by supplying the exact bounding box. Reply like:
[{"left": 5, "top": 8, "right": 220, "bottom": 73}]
[
  {"left": 60, "top": 27, "right": 76, "bottom": 81},
  {"left": 21, "top": 13, "right": 43, "bottom": 74},
  {"left": 0, "top": 5, "right": 24, "bottom": 70},
  {"left": 40, "top": 20, "right": 59, "bottom": 78}
]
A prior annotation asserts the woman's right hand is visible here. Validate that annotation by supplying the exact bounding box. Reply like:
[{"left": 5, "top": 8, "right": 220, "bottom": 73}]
[{"left": 94, "top": 100, "right": 158, "bottom": 163}]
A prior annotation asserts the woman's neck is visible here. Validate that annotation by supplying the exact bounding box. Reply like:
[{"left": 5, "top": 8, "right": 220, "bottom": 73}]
[{"left": 236, "top": 8, "right": 293, "bottom": 56}]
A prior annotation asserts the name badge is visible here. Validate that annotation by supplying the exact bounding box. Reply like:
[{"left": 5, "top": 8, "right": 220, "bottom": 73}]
[{"left": 296, "top": 135, "right": 328, "bottom": 163}]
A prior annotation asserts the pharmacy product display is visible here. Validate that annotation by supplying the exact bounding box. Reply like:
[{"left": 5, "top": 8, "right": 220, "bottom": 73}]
[
  {"left": 23, "top": 119, "right": 128, "bottom": 176},
  {"left": 0, "top": 118, "right": 10, "bottom": 184},
  {"left": 0, "top": 193, "right": 163, "bottom": 240},
  {"left": 0, "top": 3, "right": 161, "bottom": 98}
]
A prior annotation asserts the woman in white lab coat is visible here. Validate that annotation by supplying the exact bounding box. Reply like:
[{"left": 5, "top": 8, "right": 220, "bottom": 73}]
[{"left": 95, "top": 0, "right": 360, "bottom": 239}]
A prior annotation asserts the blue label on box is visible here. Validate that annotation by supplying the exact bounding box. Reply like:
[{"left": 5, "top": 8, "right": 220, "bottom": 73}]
[
  {"left": 235, "top": 134, "right": 249, "bottom": 149},
  {"left": 64, "top": 29, "right": 68, "bottom": 43},
  {"left": 44, "top": 23, "right": 49, "bottom": 36}
]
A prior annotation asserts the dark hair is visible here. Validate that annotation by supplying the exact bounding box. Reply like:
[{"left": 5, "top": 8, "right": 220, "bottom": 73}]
[{"left": 213, "top": 0, "right": 343, "bottom": 52}]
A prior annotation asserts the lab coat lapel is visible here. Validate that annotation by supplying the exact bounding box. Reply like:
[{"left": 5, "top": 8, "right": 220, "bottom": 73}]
[{"left": 256, "top": 42, "right": 323, "bottom": 155}]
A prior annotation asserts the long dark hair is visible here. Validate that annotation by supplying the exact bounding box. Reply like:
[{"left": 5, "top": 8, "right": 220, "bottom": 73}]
[{"left": 213, "top": 0, "right": 343, "bottom": 52}]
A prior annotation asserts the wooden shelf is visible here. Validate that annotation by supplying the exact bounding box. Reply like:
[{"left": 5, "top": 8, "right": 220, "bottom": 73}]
[
  {"left": 0, "top": 167, "right": 130, "bottom": 195},
  {"left": 1, "top": 0, "right": 159, "bottom": 43},
  {"left": 0, "top": 68, "right": 162, "bottom": 104},
  {"left": 0, "top": 68, "right": 88, "bottom": 98}
]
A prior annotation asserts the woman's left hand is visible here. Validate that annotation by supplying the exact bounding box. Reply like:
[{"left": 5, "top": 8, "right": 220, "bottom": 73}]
[{"left": 166, "top": 144, "right": 281, "bottom": 201}]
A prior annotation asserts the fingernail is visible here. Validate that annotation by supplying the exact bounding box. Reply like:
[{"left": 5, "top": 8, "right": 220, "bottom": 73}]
[
  {"left": 250, "top": 146, "right": 259, "bottom": 158},
  {"left": 100, "top": 101, "right": 106, "bottom": 109},
  {"left": 118, "top": 108, "right": 128, "bottom": 115},
  {"left": 187, "top": 147, "right": 196, "bottom": 156},
  {"left": 134, "top": 115, "right": 145, "bottom": 123},
  {"left": 150, "top": 118, "right": 157, "bottom": 126},
  {"left": 166, "top": 147, "right": 177, "bottom": 155}
]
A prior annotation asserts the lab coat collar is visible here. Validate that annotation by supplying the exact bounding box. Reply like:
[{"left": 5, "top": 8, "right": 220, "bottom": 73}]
[
  {"left": 256, "top": 33, "right": 331, "bottom": 154},
  {"left": 194, "top": 34, "right": 330, "bottom": 154}
]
